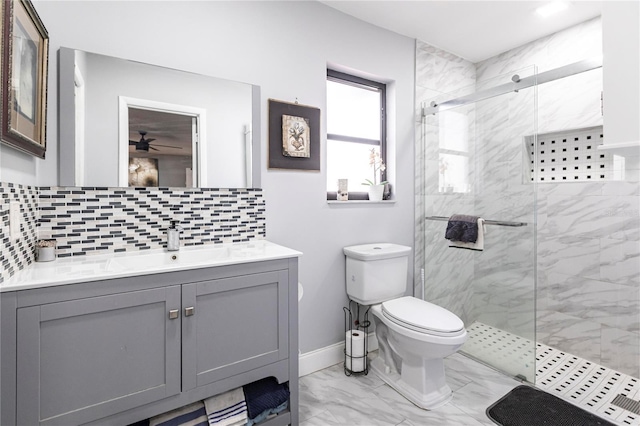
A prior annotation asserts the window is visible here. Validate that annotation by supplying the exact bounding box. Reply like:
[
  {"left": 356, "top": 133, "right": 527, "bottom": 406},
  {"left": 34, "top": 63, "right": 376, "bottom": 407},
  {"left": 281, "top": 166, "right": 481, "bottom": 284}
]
[{"left": 326, "top": 70, "right": 386, "bottom": 199}]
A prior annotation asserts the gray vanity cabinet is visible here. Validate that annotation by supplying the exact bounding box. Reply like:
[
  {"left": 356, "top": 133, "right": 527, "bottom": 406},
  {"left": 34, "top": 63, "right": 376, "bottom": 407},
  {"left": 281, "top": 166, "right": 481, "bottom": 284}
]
[
  {"left": 182, "top": 271, "right": 289, "bottom": 391},
  {"left": 2, "top": 257, "right": 298, "bottom": 426},
  {"left": 16, "top": 286, "right": 183, "bottom": 426}
]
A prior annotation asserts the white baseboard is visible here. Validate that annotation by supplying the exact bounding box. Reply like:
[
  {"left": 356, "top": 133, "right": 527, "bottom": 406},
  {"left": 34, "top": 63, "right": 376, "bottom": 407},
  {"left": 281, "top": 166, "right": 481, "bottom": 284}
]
[{"left": 299, "top": 332, "right": 378, "bottom": 377}]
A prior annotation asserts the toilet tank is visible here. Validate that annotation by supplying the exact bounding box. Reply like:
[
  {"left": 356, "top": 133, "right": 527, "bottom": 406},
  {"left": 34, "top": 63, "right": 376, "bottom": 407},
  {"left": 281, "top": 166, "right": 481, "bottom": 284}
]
[{"left": 343, "top": 243, "right": 412, "bottom": 305}]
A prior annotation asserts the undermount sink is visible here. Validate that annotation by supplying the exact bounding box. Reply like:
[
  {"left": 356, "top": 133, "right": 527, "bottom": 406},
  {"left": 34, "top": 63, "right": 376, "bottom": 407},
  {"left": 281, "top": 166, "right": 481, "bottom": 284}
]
[{"left": 109, "top": 246, "right": 231, "bottom": 271}]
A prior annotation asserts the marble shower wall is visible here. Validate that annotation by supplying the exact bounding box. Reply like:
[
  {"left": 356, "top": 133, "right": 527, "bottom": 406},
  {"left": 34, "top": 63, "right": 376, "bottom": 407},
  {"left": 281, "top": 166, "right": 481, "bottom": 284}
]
[
  {"left": 536, "top": 181, "right": 640, "bottom": 378},
  {"left": 476, "top": 18, "right": 604, "bottom": 137},
  {"left": 416, "top": 17, "right": 639, "bottom": 378},
  {"left": 415, "top": 40, "right": 476, "bottom": 324},
  {"left": 415, "top": 42, "right": 537, "bottom": 338},
  {"left": 477, "top": 17, "right": 639, "bottom": 379},
  {"left": 471, "top": 85, "right": 537, "bottom": 341}
]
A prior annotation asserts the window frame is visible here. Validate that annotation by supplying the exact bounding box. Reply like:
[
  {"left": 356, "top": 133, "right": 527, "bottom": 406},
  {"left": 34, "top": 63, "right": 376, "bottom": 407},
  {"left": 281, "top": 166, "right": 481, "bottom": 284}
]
[{"left": 326, "top": 69, "right": 387, "bottom": 200}]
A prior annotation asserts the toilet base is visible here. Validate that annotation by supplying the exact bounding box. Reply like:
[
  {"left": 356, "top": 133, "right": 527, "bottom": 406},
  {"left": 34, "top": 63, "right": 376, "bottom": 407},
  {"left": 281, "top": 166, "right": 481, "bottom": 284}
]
[{"left": 370, "top": 356, "right": 453, "bottom": 410}]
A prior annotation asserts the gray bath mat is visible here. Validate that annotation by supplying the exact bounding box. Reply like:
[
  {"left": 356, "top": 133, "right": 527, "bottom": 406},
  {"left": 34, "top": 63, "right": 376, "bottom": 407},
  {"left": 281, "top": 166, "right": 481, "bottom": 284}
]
[{"left": 486, "top": 385, "right": 616, "bottom": 426}]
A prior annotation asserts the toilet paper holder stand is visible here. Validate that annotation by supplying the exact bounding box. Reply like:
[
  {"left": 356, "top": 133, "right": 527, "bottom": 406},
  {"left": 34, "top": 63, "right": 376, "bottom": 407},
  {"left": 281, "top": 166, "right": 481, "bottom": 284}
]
[{"left": 343, "top": 299, "right": 370, "bottom": 376}]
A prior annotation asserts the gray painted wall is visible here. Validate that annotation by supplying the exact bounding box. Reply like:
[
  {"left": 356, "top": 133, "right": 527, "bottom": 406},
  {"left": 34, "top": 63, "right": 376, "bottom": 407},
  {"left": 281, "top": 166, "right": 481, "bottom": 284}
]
[{"left": 1, "top": 1, "right": 416, "bottom": 354}]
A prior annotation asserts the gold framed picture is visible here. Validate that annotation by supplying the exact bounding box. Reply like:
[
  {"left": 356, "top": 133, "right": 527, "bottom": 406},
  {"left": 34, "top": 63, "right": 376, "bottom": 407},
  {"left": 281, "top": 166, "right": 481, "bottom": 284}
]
[{"left": 1, "top": 0, "right": 49, "bottom": 158}]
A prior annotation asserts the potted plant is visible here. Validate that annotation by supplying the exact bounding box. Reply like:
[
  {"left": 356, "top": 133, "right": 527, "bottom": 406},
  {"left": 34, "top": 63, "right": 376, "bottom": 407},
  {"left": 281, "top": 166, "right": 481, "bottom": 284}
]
[{"left": 362, "top": 148, "right": 387, "bottom": 201}]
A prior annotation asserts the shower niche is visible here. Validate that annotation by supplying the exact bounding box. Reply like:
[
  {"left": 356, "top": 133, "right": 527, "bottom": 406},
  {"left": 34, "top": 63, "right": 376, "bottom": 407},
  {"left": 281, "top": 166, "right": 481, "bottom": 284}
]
[{"left": 526, "top": 125, "right": 624, "bottom": 183}]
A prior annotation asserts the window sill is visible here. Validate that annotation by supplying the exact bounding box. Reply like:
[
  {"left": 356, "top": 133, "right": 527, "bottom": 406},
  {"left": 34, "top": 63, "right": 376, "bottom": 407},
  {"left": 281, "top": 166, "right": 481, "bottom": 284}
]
[{"left": 327, "top": 199, "right": 396, "bottom": 205}]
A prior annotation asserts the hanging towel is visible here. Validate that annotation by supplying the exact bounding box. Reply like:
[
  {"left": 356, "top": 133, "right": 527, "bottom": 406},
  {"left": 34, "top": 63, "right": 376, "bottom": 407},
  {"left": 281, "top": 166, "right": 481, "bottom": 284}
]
[
  {"left": 445, "top": 214, "right": 480, "bottom": 242},
  {"left": 445, "top": 215, "right": 486, "bottom": 251},
  {"left": 149, "top": 401, "right": 208, "bottom": 426},
  {"left": 204, "top": 388, "right": 248, "bottom": 426}
]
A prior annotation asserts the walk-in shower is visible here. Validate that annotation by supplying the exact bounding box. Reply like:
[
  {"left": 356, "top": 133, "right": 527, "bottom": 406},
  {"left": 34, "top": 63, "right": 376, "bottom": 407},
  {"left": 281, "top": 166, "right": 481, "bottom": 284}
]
[
  {"left": 417, "top": 54, "right": 640, "bottom": 422},
  {"left": 419, "top": 62, "right": 539, "bottom": 382},
  {"left": 419, "top": 57, "right": 607, "bottom": 384}
]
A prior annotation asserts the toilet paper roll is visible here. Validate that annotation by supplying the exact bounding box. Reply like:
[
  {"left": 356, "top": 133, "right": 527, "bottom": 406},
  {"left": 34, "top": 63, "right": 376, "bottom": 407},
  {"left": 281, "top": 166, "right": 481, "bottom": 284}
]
[{"left": 345, "top": 330, "right": 366, "bottom": 373}]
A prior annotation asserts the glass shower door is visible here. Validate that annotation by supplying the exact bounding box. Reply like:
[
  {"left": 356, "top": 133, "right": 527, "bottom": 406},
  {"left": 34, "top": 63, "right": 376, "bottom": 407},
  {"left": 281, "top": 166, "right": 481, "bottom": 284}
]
[{"left": 420, "top": 66, "right": 537, "bottom": 382}]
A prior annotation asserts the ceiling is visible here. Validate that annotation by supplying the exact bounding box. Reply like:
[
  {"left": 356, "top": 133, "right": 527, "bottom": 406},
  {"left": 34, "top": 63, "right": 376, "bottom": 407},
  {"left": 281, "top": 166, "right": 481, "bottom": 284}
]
[
  {"left": 128, "top": 1, "right": 603, "bottom": 152},
  {"left": 128, "top": 108, "right": 193, "bottom": 157},
  {"left": 319, "top": 1, "right": 603, "bottom": 63}
]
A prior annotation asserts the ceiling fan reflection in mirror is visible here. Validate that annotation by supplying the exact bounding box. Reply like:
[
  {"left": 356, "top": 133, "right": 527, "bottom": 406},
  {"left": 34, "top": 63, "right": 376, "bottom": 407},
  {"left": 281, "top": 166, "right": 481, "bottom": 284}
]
[{"left": 129, "top": 130, "right": 183, "bottom": 152}]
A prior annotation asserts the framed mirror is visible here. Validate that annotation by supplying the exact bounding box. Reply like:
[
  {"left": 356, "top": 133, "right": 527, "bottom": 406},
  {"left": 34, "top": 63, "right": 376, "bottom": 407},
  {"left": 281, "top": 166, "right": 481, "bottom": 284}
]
[{"left": 58, "top": 47, "right": 261, "bottom": 188}]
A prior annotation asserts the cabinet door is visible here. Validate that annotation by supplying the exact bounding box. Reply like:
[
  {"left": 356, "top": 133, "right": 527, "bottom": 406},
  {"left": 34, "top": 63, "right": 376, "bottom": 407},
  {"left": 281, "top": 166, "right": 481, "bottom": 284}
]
[
  {"left": 17, "top": 286, "right": 181, "bottom": 426},
  {"left": 182, "top": 270, "right": 289, "bottom": 390}
]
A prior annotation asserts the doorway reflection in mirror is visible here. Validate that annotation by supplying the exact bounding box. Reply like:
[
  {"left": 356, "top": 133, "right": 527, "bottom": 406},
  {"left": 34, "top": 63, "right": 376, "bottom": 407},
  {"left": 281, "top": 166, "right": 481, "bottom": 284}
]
[{"left": 123, "top": 101, "right": 201, "bottom": 188}]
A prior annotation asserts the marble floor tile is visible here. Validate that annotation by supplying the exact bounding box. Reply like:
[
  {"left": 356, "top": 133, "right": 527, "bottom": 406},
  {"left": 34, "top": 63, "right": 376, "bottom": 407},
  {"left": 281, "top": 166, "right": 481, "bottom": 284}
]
[
  {"left": 299, "top": 384, "right": 331, "bottom": 422},
  {"left": 299, "top": 363, "right": 404, "bottom": 426},
  {"left": 394, "top": 421, "right": 418, "bottom": 426},
  {"left": 449, "top": 381, "right": 518, "bottom": 425},
  {"left": 299, "top": 351, "right": 519, "bottom": 426},
  {"left": 299, "top": 409, "right": 342, "bottom": 426},
  {"left": 444, "top": 352, "right": 524, "bottom": 390},
  {"left": 373, "top": 383, "right": 489, "bottom": 426},
  {"left": 444, "top": 364, "right": 474, "bottom": 393},
  {"left": 299, "top": 332, "right": 640, "bottom": 425}
]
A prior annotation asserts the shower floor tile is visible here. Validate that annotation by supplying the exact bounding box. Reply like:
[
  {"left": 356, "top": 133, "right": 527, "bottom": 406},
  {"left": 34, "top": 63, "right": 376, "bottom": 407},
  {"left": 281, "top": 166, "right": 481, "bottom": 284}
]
[{"left": 465, "top": 321, "right": 640, "bottom": 425}]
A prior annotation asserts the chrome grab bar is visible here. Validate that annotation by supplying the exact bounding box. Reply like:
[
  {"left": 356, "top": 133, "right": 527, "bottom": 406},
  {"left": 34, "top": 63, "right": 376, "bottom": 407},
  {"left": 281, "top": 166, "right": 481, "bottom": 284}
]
[{"left": 425, "top": 216, "right": 527, "bottom": 227}]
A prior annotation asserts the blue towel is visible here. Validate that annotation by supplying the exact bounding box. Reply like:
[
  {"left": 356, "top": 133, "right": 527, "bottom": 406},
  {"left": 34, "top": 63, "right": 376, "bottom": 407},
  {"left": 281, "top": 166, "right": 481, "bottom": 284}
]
[
  {"left": 243, "top": 377, "right": 290, "bottom": 420},
  {"left": 245, "top": 401, "right": 288, "bottom": 426},
  {"left": 445, "top": 214, "right": 480, "bottom": 243}
]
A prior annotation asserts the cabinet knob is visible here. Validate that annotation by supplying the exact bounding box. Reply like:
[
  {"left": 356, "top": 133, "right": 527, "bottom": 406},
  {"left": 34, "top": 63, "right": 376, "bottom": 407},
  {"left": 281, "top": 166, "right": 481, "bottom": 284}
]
[
  {"left": 168, "top": 309, "right": 179, "bottom": 320},
  {"left": 185, "top": 306, "right": 195, "bottom": 317}
]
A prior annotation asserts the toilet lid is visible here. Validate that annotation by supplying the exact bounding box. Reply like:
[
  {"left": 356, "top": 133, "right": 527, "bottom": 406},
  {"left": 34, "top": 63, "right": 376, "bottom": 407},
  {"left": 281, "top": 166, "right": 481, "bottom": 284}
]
[{"left": 381, "top": 296, "right": 465, "bottom": 335}]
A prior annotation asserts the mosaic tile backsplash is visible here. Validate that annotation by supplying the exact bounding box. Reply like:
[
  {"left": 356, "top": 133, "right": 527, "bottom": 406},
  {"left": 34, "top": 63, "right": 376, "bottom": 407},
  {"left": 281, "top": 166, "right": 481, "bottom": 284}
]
[
  {"left": 0, "top": 183, "right": 39, "bottom": 283},
  {"left": 0, "top": 185, "right": 265, "bottom": 282}
]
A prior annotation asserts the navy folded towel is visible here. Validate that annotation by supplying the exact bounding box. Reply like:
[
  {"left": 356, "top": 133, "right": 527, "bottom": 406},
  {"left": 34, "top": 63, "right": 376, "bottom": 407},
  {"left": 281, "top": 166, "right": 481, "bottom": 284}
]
[
  {"left": 243, "top": 377, "right": 290, "bottom": 420},
  {"left": 445, "top": 214, "right": 480, "bottom": 243}
]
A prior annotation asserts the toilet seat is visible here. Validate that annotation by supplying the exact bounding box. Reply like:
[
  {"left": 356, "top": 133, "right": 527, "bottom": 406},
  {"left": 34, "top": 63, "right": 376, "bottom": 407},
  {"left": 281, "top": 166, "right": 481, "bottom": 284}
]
[{"left": 381, "top": 296, "right": 465, "bottom": 337}]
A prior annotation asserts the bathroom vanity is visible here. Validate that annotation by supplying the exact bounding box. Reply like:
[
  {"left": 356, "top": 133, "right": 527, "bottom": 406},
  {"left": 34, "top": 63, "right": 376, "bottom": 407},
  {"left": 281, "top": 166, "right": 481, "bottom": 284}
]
[{"left": 0, "top": 241, "right": 300, "bottom": 426}]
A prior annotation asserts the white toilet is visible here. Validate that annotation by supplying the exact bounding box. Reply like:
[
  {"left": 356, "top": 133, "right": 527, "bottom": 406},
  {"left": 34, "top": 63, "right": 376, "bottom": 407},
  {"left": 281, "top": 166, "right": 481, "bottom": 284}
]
[{"left": 343, "top": 243, "right": 467, "bottom": 410}]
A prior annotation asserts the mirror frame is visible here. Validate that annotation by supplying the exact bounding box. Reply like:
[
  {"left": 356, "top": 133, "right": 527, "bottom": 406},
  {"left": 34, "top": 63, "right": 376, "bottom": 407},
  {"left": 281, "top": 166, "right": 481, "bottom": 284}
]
[{"left": 57, "top": 47, "right": 262, "bottom": 188}]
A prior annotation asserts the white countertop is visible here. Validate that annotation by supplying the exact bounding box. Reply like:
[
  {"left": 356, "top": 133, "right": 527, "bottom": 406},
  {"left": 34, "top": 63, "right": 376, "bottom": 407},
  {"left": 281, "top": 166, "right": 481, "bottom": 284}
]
[{"left": 1, "top": 240, "right": 302, "bottom": 293}]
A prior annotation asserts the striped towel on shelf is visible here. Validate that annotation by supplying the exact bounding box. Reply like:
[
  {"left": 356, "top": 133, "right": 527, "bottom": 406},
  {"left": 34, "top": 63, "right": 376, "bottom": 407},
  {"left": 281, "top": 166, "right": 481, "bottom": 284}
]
[
  {"left": 149, "top": 401, "right": 208, "bottom": 426},
  {"left": 204, "top": 387, "right": 248, "bottom": 426}
]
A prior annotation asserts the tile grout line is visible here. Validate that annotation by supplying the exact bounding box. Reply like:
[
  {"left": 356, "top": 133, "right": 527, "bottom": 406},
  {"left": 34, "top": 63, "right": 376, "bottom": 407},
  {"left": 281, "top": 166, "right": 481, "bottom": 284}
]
[{"left": 464, "top": 321, "right": 639, "bottom": 426}]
